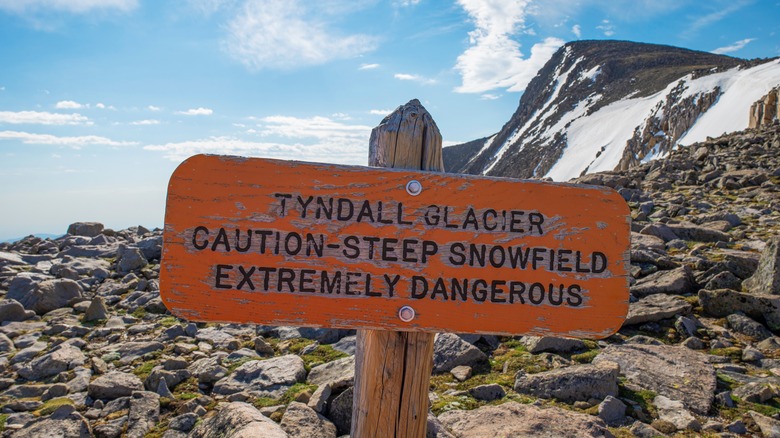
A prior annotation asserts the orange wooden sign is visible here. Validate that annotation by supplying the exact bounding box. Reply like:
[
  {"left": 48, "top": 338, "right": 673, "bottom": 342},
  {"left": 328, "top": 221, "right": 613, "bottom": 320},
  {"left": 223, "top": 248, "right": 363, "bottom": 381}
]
[{"left": 160, "top": 154, "right": 630, "bottom": 338}]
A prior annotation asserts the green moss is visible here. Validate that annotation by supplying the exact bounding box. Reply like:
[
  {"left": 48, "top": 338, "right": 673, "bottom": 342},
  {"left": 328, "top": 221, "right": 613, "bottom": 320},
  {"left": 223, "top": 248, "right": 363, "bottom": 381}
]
[
  {"left": 0, "top": 414, "right": 7, "bottom": 432},
  {"left": 224, "top": 356, "right": 259, "bottom": 373},
  {"left": 34, "top": 397, "right": 75, "bottom": 417},
  {"left": 709, "top": 347, "right": 743, "bottom": 361},
  {"left": 300, "top": 345, "right": 349, "bottom": 371},
  {"left": 250, "top": 383, "right": 318, "bottom": 409},
  {"left": 132, "top": 360, "right": 158, "bottom": 381},
  {"left": 131, "top": 308, "right": 147, "bottom": 319},
  {"left": 159, "top": 316, "right": 179, "bottom": 327},
  {"left": 430, "top": 394, "right": 481, "bottom": 415},
  {"left": 618, "top": 381, "right": 657, "bottom": 419},
  {"left": 571, "top": 349, "right": 600, "bottom": 364}
]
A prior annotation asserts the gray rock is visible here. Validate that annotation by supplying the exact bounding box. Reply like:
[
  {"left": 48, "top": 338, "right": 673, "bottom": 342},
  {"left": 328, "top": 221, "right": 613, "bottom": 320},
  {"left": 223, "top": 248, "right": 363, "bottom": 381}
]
[
  {"left": 727, "top": 313, "right": 774, "bottom": 340},
  {"left": 10, "top": 341, "right": 47, "bottom": 365},
  {"left": 17, "top": 343, "right": 86, "bottom": 381},
  {"left": 749, "top": 410, "right": 780, "bottom": 438},
  {"left": 169, "top": 413, "right": 199, "bottom": 432},
  {"left": 433, "top": 333, "right": 487, "bottom": 373},
  {"left": 513, "top": 361, "right": 619, "bottom": 403},
  {"left": 437, "top": 401, "right": 613, "bottom": 437},
  {"left": 307, "top": 383, "right": 331, "bottom": 414},
  {"left": 594, "top": 344, "right": 716, "bottom": 414},
  {"left": 630, "top": 266, "right": 695, "bottom": 297},
  {"left": 116, "top": 245, "right": 148, "bottom": 274},
  {"left": 521, "top": 335, "right": 585, "bottom": 353},
  {"left": 699, "top": 289, "right": 780, "bottom": 331},
  {"left": 0, "top": 333, "right": 15, "bottom": 353},
  {"left": 10, "top": 278, "right": 83, "bottom": 315},
  {"left": 624, "top": 294, "right": 692, "bottom": 326},
  {"left": 733, "top": 382, "right": 777, "bottom": 403},
  {"left": 307, "top": 355, "right": 355, "bottom": 392},
  {"left": 157, "top": 378, "right": 175, "bottom": 399},
  {"left": 629, "top": 420, "right": 668, "bottom": 438},
  {"left": 280, "top": 401, "right": 337, "bottom": 438},
  {"left": 196, "top": 327, "right": 241, "bottom": 349},
  {"left": 254, "top": 337, "right": 275, "bottom": 355},
  {"left": 83, "top": 297, "right": 109, "bottom": 322},
  {"left": 653, "top": 395, "right": 700, "bottom": 431},
  {"left": 666, "top": 222, "right": 730, "bottom": 243},
  {"left": 212, "top": 355, "right": 306, "bottom": 398},
  {"left": 67, "top": 221, "right": 104, "bottom": 237},
  {"left": 331, "top": 335, "right": 356, "bottom": 355},
  {"left": 427, "top": 412, "right": 457, "bottom": 438},
  {"left": 9, "top": 405, "right": 91, "bottom": 438},
  {"left": 743, "top": 236, "right": 780, "bottom": 295},
  {"left": 189, "top": 357, "right": 229, "bottom": 384},
  {"left": 0, "top": 298, "right": 34, "bottom": 323},
  {"left": 126, "top": 391, "right": 160, "bottom": 438},
  {"left": 327, "top": 386, "right": 353, "bottom": 436},
  {"left": 101, "top": 341, "right": 165, "bottom": 364},
  {"left": 88, "top": 371, "right": 144, "bottom": 400},
  {"left": 468, "top": 383, "right": 506, "bottom": 401},
  {"left": 450, "top": 365, "right": 472, "bottom": 382},
  {"left": 598, "top": 395, "right": 626, "bottom": 426},
  {"left": 190, "top": 402, "right": 288, "bottom": 438},
  {"left": 639, "top": 223, "right": 679, "bottom": 242},
  {"left": 704, "top": 271, "right": 741, "bottom": 291}
]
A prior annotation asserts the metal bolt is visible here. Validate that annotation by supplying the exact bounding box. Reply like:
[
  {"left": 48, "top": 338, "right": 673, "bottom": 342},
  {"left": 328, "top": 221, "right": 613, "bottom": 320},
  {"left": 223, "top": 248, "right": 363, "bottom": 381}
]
[
  {"left": 398, "top": 305, "right": 416, "bottom": 322},
  {"left": 406, "top": 180, "right": 422, "bottom": 196}
]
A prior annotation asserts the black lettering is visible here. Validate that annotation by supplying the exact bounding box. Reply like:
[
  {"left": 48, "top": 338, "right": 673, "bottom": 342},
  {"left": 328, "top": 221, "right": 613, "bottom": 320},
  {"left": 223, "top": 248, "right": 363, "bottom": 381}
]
[
  {"left": 256, "top": 267, "right": 276, "bottom": 290},
  {"left": 343, "top": 236, "right": 360, "bottom": 259},
  {"left": 236, "top": 265, "right": 255, "bottom": 290},
  {"left": 345, "top": 272, "right": 360, "bottom": 295},
  {"left": 285, "top": 232, "right": 302, "bottom": 255},
  {"left": 397, "top": 202, "right": 413, "bottom": 225},
  {"left": 254, "top": 230, "right": 272, "bottom": 253},
  {"left": 299, "top": 269, "right": 315, "bottom": 293},
  {"left": 490, "top": 280, "right": 506, "bottom": 303},
  {"left": 321, "top": 271, "right": 342, "bottom": 294},
  {"left": 192, "top": 226, "right": 209, "bottom": 250},
  {"left": 211, "top": 227, "right": 230, "bottom": 252},
  {"left": 509, "top": 211, "right": 525, "bottom": 233},
  {"left": 278, "top": 268, "right": 295, "bottom": 292},
  {"left": 507, "top": 246, "right": 530, "bottom": 269},
  {"left": 443, "top": 206, "right": 458, "bottom": 229},
  {"left": 567, "top": 284, "right": 583, "bottom": 306},
  {"left": 316, "top": 197, "right": 333, "bottom": 219},
  {"left": 483, "top": 209, "right": 497, "bottom": 231},
  {"left": 548, "top": 284, "right": 564, "bottom": 305},
  {"left": 363, "top": 236, "right": 380, "bottom": 260},
  {"left": 234, "top": 229, "right": 252, "bottom": 252},
  {"left": 575, "top": 251, "right": 591, "bottom": 273},
  {"left": 297, "top": 195, "right": 313, "bottom": 218},
  {"left": 592, "top": 252, "right": 607, "bottom": 273},
  {"left": 529, "top": 212, "right": 544, "bottom": 234},
  {"left": 337, "top": 198, "right": 354, "bottom": 221},
  {"left": 431, "top": 278, "right": 448, "bottom": 300},
  {"left": 275, "top": 193, "right": 292, "bottom": 216},
  {"left": 489, "top": 245, "right": 505, "bottom": 268},
  {"left": 377, "top": 201, "right": 393, "bottom": 224},
  {"left": 382, "top": 238, "right": 398, "bottom": 262},
  {"left": 509, "top": 282, "right": 526, "bottom": 304},
  {"left": 531, "top": 247, "right": 546, "bottom": 270},
  {"left": 411, "top": 276, "right": 428, "bottom": 299},
  {"left": 215, "top": 264, "right": 233, "bottom": 289},
  {"left": 306, "top": 234, "right": 324, "bottom": 257},
  {"left": 402, "top": 239, "right": 418, "bottom": 263},
  {"left": 557, "top": 249, "right": 572, "bottom": 272},
  {"left": 529, "top": 283, "right": 545, "bottom": 304},
  {"left": 462, "top": 208, "right": 479, "bottom": 230},
  {"left": 450, "top": 278, "right": 468, "bottom": 301},
  {"left": 365, "top": 274, "right": 381, "bottom": 297},
  {"left": 383, "top": 274, "right": 400, "bottom": 298},
  {"left": 469, "top": 244, "right": 486, "bottom": 267},
  {"left": 356, "top": 200, "right": 375, "bottom": 223},
  {"left": 449, "top": 243, "right": 465, "bottom": 265},
  {"left": 422, "top": 241, "right": 438, "bottom": 263},
  {"left": 471, "top": 279, "right": 487, "bottom": 302},
  {"left": 424, "top": 205, "right": 440, "bottom": 226}
]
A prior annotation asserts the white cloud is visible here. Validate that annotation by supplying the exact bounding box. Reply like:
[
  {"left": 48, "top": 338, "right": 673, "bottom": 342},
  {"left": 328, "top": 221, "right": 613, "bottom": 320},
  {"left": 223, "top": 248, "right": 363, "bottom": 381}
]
[
  {"left": 0, "top": 0, "right": 137, "bottom": 14},
  {"left": 222, "top": 0, "right": 377, "bottom": 70},
  {"left": 480, "top": 93, "right": 501, "bottom": 100},
  {"left": 359, "top": 63, "right": 380, "bottom": 70},
  {"left": 177, "top": 107, "right": 214, "bottom": 116},
  {"left": 257, "top": 115, "right": 371, "bottom": 140},
  {"left": 686, "top": 0, "right": 751, "bottom": 37},
  {"left": 454, "top": 0, "right": 563, "bottom": 93},
  {"left": 130, "top": 119, "right": 161, "bottom": 125},
  {"left": 394, "top": 73, "right": 437, "bottom": 85},
  {"left": 712, "top": 38, "right": 755, "bottom": 55},
  {"left": 55, "top": 100, "right": 84, "bottom": 109},
  {"left": 0, "top": 130, "right": 136, "bottom": 147},
  {"left": 369, "top": 109, "right": 393, "bottom": 116},
  {"left": 596, "top": 19, "right": 614, "bottom": 36},
  {"left": 395, "top": 0, "right": 421, "bottom": 6},
  {"left": 0, "top": 110, "right": 90, "bottom": 125},
  {"left": 571, "top": 24, "right": 581, "bottom": 38},
  {"left": 147, "top": 105, "right": 161, "bottom": 111},
  {"left": 95, "top": 103, "right": 106, "bottom": 109}
]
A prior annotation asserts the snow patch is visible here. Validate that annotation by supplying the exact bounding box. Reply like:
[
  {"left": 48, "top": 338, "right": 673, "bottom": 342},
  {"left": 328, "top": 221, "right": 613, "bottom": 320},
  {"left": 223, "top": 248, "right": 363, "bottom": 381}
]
[{"left": 580, "top": 65, "right": 601, "bottom": 82}]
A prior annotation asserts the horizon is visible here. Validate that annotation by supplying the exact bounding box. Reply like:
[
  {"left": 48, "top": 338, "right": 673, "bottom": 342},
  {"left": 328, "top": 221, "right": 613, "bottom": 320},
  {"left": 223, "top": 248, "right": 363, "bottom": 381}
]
[{"left": 1, "top": 0, "right": 779, "bottom": 241}]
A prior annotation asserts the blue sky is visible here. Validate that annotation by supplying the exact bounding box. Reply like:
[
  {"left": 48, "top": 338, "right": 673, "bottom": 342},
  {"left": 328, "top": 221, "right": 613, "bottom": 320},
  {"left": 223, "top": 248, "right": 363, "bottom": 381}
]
[{"left": 1, "top": 0, "right": 778, "bottom": 240}]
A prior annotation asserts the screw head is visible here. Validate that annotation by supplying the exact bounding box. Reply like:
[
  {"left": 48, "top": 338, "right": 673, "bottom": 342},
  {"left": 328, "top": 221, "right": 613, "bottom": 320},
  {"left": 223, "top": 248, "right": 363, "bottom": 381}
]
[
  {"left": 406, "top": 180, "right": 422, "bottom": 196},
  {"left": 398, "top": 305, "right": 416, "bottom": 322}
]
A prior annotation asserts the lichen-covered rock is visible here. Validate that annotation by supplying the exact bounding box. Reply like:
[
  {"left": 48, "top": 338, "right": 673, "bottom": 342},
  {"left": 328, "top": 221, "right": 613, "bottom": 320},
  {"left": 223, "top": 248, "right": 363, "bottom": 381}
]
[
  {"left": 189, "top": 402, "right": 288, "bottom": 438},
  {"left": 212, "top": 355, "right": 306, "bottom": 398},
  {"left": 743, "top": 237, "right": 780, "bottom": 295},
  {"left": 433, "top": 333, "right": 487, "bottom": 373},
  {"left": 280, "top": 402, "right": 337, "bottom": 438},
  {"left": 88, "top": 371, "right": 144, "bottom": 400},
  {"left": 513, "top": 361, "right": 619, "bottom": 403}
]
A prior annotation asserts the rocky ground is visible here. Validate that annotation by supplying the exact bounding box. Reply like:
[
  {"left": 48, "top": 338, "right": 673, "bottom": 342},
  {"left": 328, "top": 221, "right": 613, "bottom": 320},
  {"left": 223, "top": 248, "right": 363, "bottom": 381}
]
[{"left": 1, "top": 123, "right": 779, "bottom": 437}]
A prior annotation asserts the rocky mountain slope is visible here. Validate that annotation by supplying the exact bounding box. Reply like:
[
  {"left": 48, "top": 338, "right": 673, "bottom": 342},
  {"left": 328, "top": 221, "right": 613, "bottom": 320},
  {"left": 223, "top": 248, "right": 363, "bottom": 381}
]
[
  {"left": 444, "top": 40, "right": 780, "bottom": 182},
  {"left": 0, "top": 123, "right": 780, "bottom": 436}
]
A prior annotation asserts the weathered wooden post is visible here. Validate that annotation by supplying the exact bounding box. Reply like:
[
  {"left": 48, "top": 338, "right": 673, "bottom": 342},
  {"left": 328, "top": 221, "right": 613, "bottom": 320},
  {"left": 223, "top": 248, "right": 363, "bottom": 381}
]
[{"left": 351, "top": 99, "right": 443, "bottom": 437}]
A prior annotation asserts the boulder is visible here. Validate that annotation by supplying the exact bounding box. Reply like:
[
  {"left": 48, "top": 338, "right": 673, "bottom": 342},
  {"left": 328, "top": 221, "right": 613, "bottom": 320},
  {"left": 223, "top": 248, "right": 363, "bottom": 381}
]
[
  {"left": 212, "top": 355, "right": 306, "bottom": 398},
  {"left": 749, "top": 410, "right": 780, "bottom": 438},
  {"left": 17, "top": 344, "right": 86, "bottom": 381},
  {"left": 280, "top": 401, "right": 337, "bottom": 438},
  {"left": 630, "top": 266, "right": 695, "bottom": 297},
  {"left": 594, "top": 344, "right": 715, "bottom": 414},
  {"left": 88, "top": 371, "right": 144, "bottom": 400},
  {"left": 437, "top": 401, "right": 613, "bottom": 437},
  {"left": 624, "top": 294, "right": 692, "bottom": 326},
  {"left": 665, "top": 222, "right": 730, "bottom": 243},
  {"left": 433, "top": 333, "right": 487, "bottom": 373},
  {"left": 653, "top": 395, "right": 701, "bottom": 431},
  {"left": 67, "top": 222, "right": 104, "bottom": 237},
  {"left": 126, "top": 391, "right": 160, "bottom": 438},
  {"left": 743, "top": 237, "right": 780, "bottom": 295},
  {"left": 727, "top": 313, "right": 774, "bottom": 340},
  {"left": 9, "top": 405, "right": 91, "bottom": 438},
  {"left": 699, "top": 289, "right": 780, "bottom": 331},
  {"left": 306, "top": 355, "right": 354, "bottom": 391},
  {"left": 0, "top": 298, "right": 34, "bottom": 323},
  {"left": 190, "top": 402, "right": 288, "bottom": 438},
  {"left": 521, "top": 335, "right": 586, "bottom": 353},
  {"left": 513, "top": 361, "right": 619, "bottom": 403},
  {"left": 9, "top": 278, "right": 83, "bottom": 315}
]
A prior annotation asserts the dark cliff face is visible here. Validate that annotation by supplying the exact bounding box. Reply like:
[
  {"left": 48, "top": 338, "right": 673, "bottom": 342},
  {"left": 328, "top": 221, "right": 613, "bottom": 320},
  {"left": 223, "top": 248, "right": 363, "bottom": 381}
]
[{"left": 444, "top": 40, "right": 745, "bottom": 179}]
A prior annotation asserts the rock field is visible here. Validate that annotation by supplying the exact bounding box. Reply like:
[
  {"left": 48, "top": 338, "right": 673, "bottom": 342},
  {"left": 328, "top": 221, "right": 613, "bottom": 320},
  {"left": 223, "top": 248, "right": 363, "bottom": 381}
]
[{"left": 1, "top": 123, "right": 780, "bottom": 437}]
